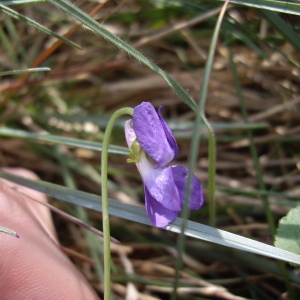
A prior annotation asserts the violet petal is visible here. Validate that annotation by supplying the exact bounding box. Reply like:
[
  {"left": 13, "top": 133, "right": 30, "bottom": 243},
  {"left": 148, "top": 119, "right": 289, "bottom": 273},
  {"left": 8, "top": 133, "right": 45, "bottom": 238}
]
[
  {"left": 145, "top": 186, "right": 180, "bottom": 227},
  {"left": 133, "top": 102, "right": 178, "bottom": 167},
  {"left": 138, "top": 158, "right": 182, "bottom": 212},
  {"left": 157, "top": 105, "right": 178, "bottom": 158},
  {"left": 171, "top": 165, "right": 204, "bottom": 210},
  {"left": 125, "top": 120, "right": 181, "bottom": 211}
]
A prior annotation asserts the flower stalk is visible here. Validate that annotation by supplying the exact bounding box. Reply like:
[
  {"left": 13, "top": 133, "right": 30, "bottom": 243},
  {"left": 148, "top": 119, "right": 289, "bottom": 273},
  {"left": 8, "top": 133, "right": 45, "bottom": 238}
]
[{"left": 101, "top": 107, "right": 133, "bottom": 300}]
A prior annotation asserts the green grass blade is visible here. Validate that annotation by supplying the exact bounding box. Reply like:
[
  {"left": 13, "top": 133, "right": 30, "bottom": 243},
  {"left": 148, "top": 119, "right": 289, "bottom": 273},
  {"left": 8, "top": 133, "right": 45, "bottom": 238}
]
[
  {"left": 3, "top": 14, "right": 27, "bottom": 61},
  {"left": 171, "top": 2, "right": 230, "bottom": 297},
  {"left": 217, "top": 185, "right": 300, "bottom": 202},
  {"left": 1, "top": 170, "right": 300, "bottom": 266},
  {"left": 0, "top": 67, "right": 50, "bottom": 76},
  {"left": 217, "top": 0, "right": 300, "bottom": 16},
  {"left": 48, "top": 0, "right": 197, "bottom": 111},
  {"left": 170, "top": 121, "right": 268, "bottom": 131},
  {"left": 58, "top": 153, "right": 104, "bottom": 284},
  {"left": 0, "top": 128, "right": 129, "bottom": 155},
  {"left": 38, "top": 112, "right": 268, "bottom": 132},
  {"left": 0, "top": 0, "right": 43, "bottom": 4},
  {"left": 0, "top": 226, "right": 19, "bottom": 238},
  {"left": 227, "top": 38, "right": 294, "bottom": 299},
  {"left": 0, "top": 3, "right": 81, "bottom": 49},
  {"left": 227, "top": 43, "right": 275, "bottom": 234},
  {"left": 0, "top": 23, "right": 18, "bottom": 63},
  {"left": 224, "top": 23, "right": 268, "bottom": 59},
  {"left": 261, "top": 10, "right": 300, "bottom": 51}
]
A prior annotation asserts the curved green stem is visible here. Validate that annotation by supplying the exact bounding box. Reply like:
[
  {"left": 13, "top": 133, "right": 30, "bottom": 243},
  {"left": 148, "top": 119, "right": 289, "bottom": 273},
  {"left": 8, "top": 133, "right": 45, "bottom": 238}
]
[
  {"left": 202, "top": 113, "right": 216, "bottom": 227},
  {"left": 101, "top": 107, "right": 133, "bottom": 300}
]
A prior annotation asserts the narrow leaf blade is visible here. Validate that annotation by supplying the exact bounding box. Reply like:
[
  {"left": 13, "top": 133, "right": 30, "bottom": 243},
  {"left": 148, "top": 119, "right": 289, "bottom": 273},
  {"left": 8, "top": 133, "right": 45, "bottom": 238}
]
[
  {"left": 0, "top": 127, "right": 129, "bottom": 155},
  {"left": 1, "top": 170, "right": 299, "bottom": 266},
  {"left": 0, "top": 3, "right": 81, "bottom": 49}
]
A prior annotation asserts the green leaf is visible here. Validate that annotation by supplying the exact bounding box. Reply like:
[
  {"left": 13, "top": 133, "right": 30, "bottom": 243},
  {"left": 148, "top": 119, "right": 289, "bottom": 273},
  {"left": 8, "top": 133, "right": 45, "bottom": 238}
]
[
  {"left": 0, "top": 3, "right": 81, "bottom": 49},
  {"left": 1, "top": 170, "right": 300, "bottom": 266},
  {"left": 275, "top": 206, "right": 300, "bottom": 259}
]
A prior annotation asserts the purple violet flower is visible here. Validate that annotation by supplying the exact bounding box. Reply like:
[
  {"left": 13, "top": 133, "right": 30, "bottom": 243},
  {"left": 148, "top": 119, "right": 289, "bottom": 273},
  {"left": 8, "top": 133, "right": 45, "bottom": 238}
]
[{"left": 125, "top": 102, "right": 204, "bottom": 228}]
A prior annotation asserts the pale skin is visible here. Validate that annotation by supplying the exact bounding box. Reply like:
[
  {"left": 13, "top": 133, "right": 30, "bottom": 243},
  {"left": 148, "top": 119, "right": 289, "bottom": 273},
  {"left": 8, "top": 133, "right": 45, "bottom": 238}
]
[{"left": 0, "top": 168, "right": 100, "bottom": 300}]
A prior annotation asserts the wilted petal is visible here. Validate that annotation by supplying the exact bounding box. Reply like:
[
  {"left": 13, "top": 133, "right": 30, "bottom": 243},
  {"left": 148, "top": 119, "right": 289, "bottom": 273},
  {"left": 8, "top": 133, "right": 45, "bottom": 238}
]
[
  {"left": 171, "top": 165, "right": 204, "bottom": 210},
  {"left": 133, "top": 102, "right": 178, "bottom": 167},
  {"left": 145, "top": 186, "right": 180, "bottom": 228}
]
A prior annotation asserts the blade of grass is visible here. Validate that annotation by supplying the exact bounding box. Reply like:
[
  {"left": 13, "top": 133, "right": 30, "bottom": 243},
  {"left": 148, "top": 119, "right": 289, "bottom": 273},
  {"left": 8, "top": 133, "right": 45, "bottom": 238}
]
[
  {"left": 0, "top": 124, "right": 267, "bottom": 156},
  {"left": 0, "top": 24, "right": 18, "bottom": 63},
  {"left": 15, "top": 1, "right": 107, "bottom": 89},
  {"left": 260, "top": 10, "right": 300, "bottom": 51},
  {"left": 1, "top": 170, "right": 300, "bottom": 267},
  {"left": 0, "top": 0, "right": 44, "bottom": 4},
  {"left": 226, "top": 36, "right": 275, "bottom": 242},
  {"left": 0, "top": 226, "right": 19, "bottom": 238},
  {"left": 217, "top": 185, "right": 300, "bottom": 202},
  {"left": 223, "top": 23, "right": 268, "bottom": 59},
  {"left": 226, "top": 36, "right": 295, "bottom": 299},
  {"left": 0, "top": 67, "right": 50, "bottom": 76},
  {"left": 57, "top": 151, "right": 105, "bottom": 285},
  {"left": 3, "top": 14, "right": 27, "bottom": 61},
  {"left": 216, "top": 0, "right": 300, "bottom": 16},
  {"left": 0, "top": 3, "right": 81, "bottom": 49},
  {"left": 172, "top": 0, "right": 232, "bottom": 297},
  {"left": 48, "top": 0, "right": 197, "bottom": 112},
  {"left": 37, "top": 113, "right": 268, "bottom": 131},
  {"left": 0, "top": 128, "right": 129, "bottom": 155},
  {"left": 267, "top": 42, "right": 300, "bottom": 69},
  {"left": 10, "top": 182, "right": 114, "bottom": 241}
]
